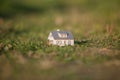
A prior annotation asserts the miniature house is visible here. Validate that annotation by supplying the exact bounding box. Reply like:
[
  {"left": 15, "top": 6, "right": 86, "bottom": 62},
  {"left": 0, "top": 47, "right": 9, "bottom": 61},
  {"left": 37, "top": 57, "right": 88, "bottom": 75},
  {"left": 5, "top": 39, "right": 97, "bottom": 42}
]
[{"left": 48, "top": 29, "right": 74, "bottom": 46}]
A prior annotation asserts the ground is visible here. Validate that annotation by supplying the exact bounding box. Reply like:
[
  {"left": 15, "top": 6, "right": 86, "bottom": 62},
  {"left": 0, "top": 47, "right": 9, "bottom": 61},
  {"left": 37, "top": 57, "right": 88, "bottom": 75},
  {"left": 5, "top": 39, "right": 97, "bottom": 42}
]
[{"left": 0, "top": 0, "right": 120, "bottom": 80}]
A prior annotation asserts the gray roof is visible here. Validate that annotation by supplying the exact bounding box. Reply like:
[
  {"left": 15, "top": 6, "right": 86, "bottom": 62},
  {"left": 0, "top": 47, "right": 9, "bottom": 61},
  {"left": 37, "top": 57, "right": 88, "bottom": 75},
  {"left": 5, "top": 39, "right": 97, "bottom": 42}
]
[{"left": 51, "top": 30, "right": 74, "bottom": 40}]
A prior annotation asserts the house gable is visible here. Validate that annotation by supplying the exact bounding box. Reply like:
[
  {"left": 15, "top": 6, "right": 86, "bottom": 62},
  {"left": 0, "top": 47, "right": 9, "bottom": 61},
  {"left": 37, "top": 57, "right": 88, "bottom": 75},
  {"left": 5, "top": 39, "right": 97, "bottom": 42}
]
[{"left": 48, "top": 32, "right": 54, "bottom": 40}]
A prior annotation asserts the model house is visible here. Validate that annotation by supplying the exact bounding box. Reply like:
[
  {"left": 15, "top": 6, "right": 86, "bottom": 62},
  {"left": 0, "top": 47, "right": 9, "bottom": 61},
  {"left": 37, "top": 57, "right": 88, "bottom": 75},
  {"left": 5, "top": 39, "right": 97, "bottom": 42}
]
[{"left": 48, "top": 29, "right": 74, "bottom": 46}]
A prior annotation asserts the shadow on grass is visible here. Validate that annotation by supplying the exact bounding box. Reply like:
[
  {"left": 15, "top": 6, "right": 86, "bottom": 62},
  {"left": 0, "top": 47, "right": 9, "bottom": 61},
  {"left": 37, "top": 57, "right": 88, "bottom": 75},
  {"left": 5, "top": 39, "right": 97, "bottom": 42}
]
[{"left": 74, "top": 40, "right": 89, "bottom": 45}]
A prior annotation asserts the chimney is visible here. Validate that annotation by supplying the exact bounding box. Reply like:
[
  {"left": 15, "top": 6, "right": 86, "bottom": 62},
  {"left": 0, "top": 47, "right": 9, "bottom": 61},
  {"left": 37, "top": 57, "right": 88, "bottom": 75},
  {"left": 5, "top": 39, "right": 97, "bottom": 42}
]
[{"left": 57, "top": 29, "right": 60, "bottom": 31}]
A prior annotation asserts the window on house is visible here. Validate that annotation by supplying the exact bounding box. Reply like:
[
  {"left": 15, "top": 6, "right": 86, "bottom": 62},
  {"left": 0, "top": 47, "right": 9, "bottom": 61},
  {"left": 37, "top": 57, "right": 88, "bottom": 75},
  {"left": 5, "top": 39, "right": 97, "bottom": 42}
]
[
  {"left": 64, "top": 41, "right": 66, "bottom": 44},
  {"left": 56, "top": 41, "right": 62, "bottom": 45},
  {"left": 68, "top": 40, "right": 71, "bottom": 45},
  {"left": 58, "top": 33, "right": 68, "bottom": 38},
  {"left": 64, "top": 40, "right": 67, "bottom": 45}
]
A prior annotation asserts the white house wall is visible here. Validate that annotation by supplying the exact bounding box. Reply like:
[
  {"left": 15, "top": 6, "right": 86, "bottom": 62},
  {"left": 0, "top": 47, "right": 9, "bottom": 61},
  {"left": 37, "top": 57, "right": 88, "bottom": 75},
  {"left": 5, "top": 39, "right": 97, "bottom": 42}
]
[
  {"left": 53, "top": 40, "right": 57, "bottom": 45},
  {"left": 53, "top": 40, "right": 74, "bottom": 46},
  {"left": 71, "top": 40, "right": 74, "bottom": 46}
]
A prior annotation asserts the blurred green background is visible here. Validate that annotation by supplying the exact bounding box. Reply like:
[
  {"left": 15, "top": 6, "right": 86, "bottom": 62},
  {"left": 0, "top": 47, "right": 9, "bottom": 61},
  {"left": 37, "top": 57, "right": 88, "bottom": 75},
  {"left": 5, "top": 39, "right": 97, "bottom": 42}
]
[
  {"left": 0, "top": 0, "right": 120, "bottom": 80},
  {"left": 0, "top": 0, "right": 120, "bottom": 17}
]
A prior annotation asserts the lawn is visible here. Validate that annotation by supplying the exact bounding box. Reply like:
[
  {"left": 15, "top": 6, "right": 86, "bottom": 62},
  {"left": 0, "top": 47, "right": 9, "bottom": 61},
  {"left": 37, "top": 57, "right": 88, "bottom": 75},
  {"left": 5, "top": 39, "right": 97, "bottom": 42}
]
[{"left": 0, "top": 0, "right": 120, "bottom": 80}]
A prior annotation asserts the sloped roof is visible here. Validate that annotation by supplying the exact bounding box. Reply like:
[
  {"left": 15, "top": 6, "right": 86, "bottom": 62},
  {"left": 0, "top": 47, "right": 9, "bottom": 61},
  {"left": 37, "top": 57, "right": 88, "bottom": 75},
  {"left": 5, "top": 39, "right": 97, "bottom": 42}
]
[{"left": 51, "top": 30, "right": 74, "bottom": 40}]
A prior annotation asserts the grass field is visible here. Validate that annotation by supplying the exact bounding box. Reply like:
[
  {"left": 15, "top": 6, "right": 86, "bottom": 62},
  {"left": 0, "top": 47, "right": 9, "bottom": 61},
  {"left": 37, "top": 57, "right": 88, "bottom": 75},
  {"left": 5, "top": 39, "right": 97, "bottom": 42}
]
[{"left": 0, "top": 0, "right": 120, "bottom": 80}]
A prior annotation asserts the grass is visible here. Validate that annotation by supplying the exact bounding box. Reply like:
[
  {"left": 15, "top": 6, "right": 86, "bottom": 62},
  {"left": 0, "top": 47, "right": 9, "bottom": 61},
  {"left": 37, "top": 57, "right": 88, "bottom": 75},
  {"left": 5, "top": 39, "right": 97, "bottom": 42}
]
[{"left": 0, "top": 0, "right": 120, "bottom": 80}]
